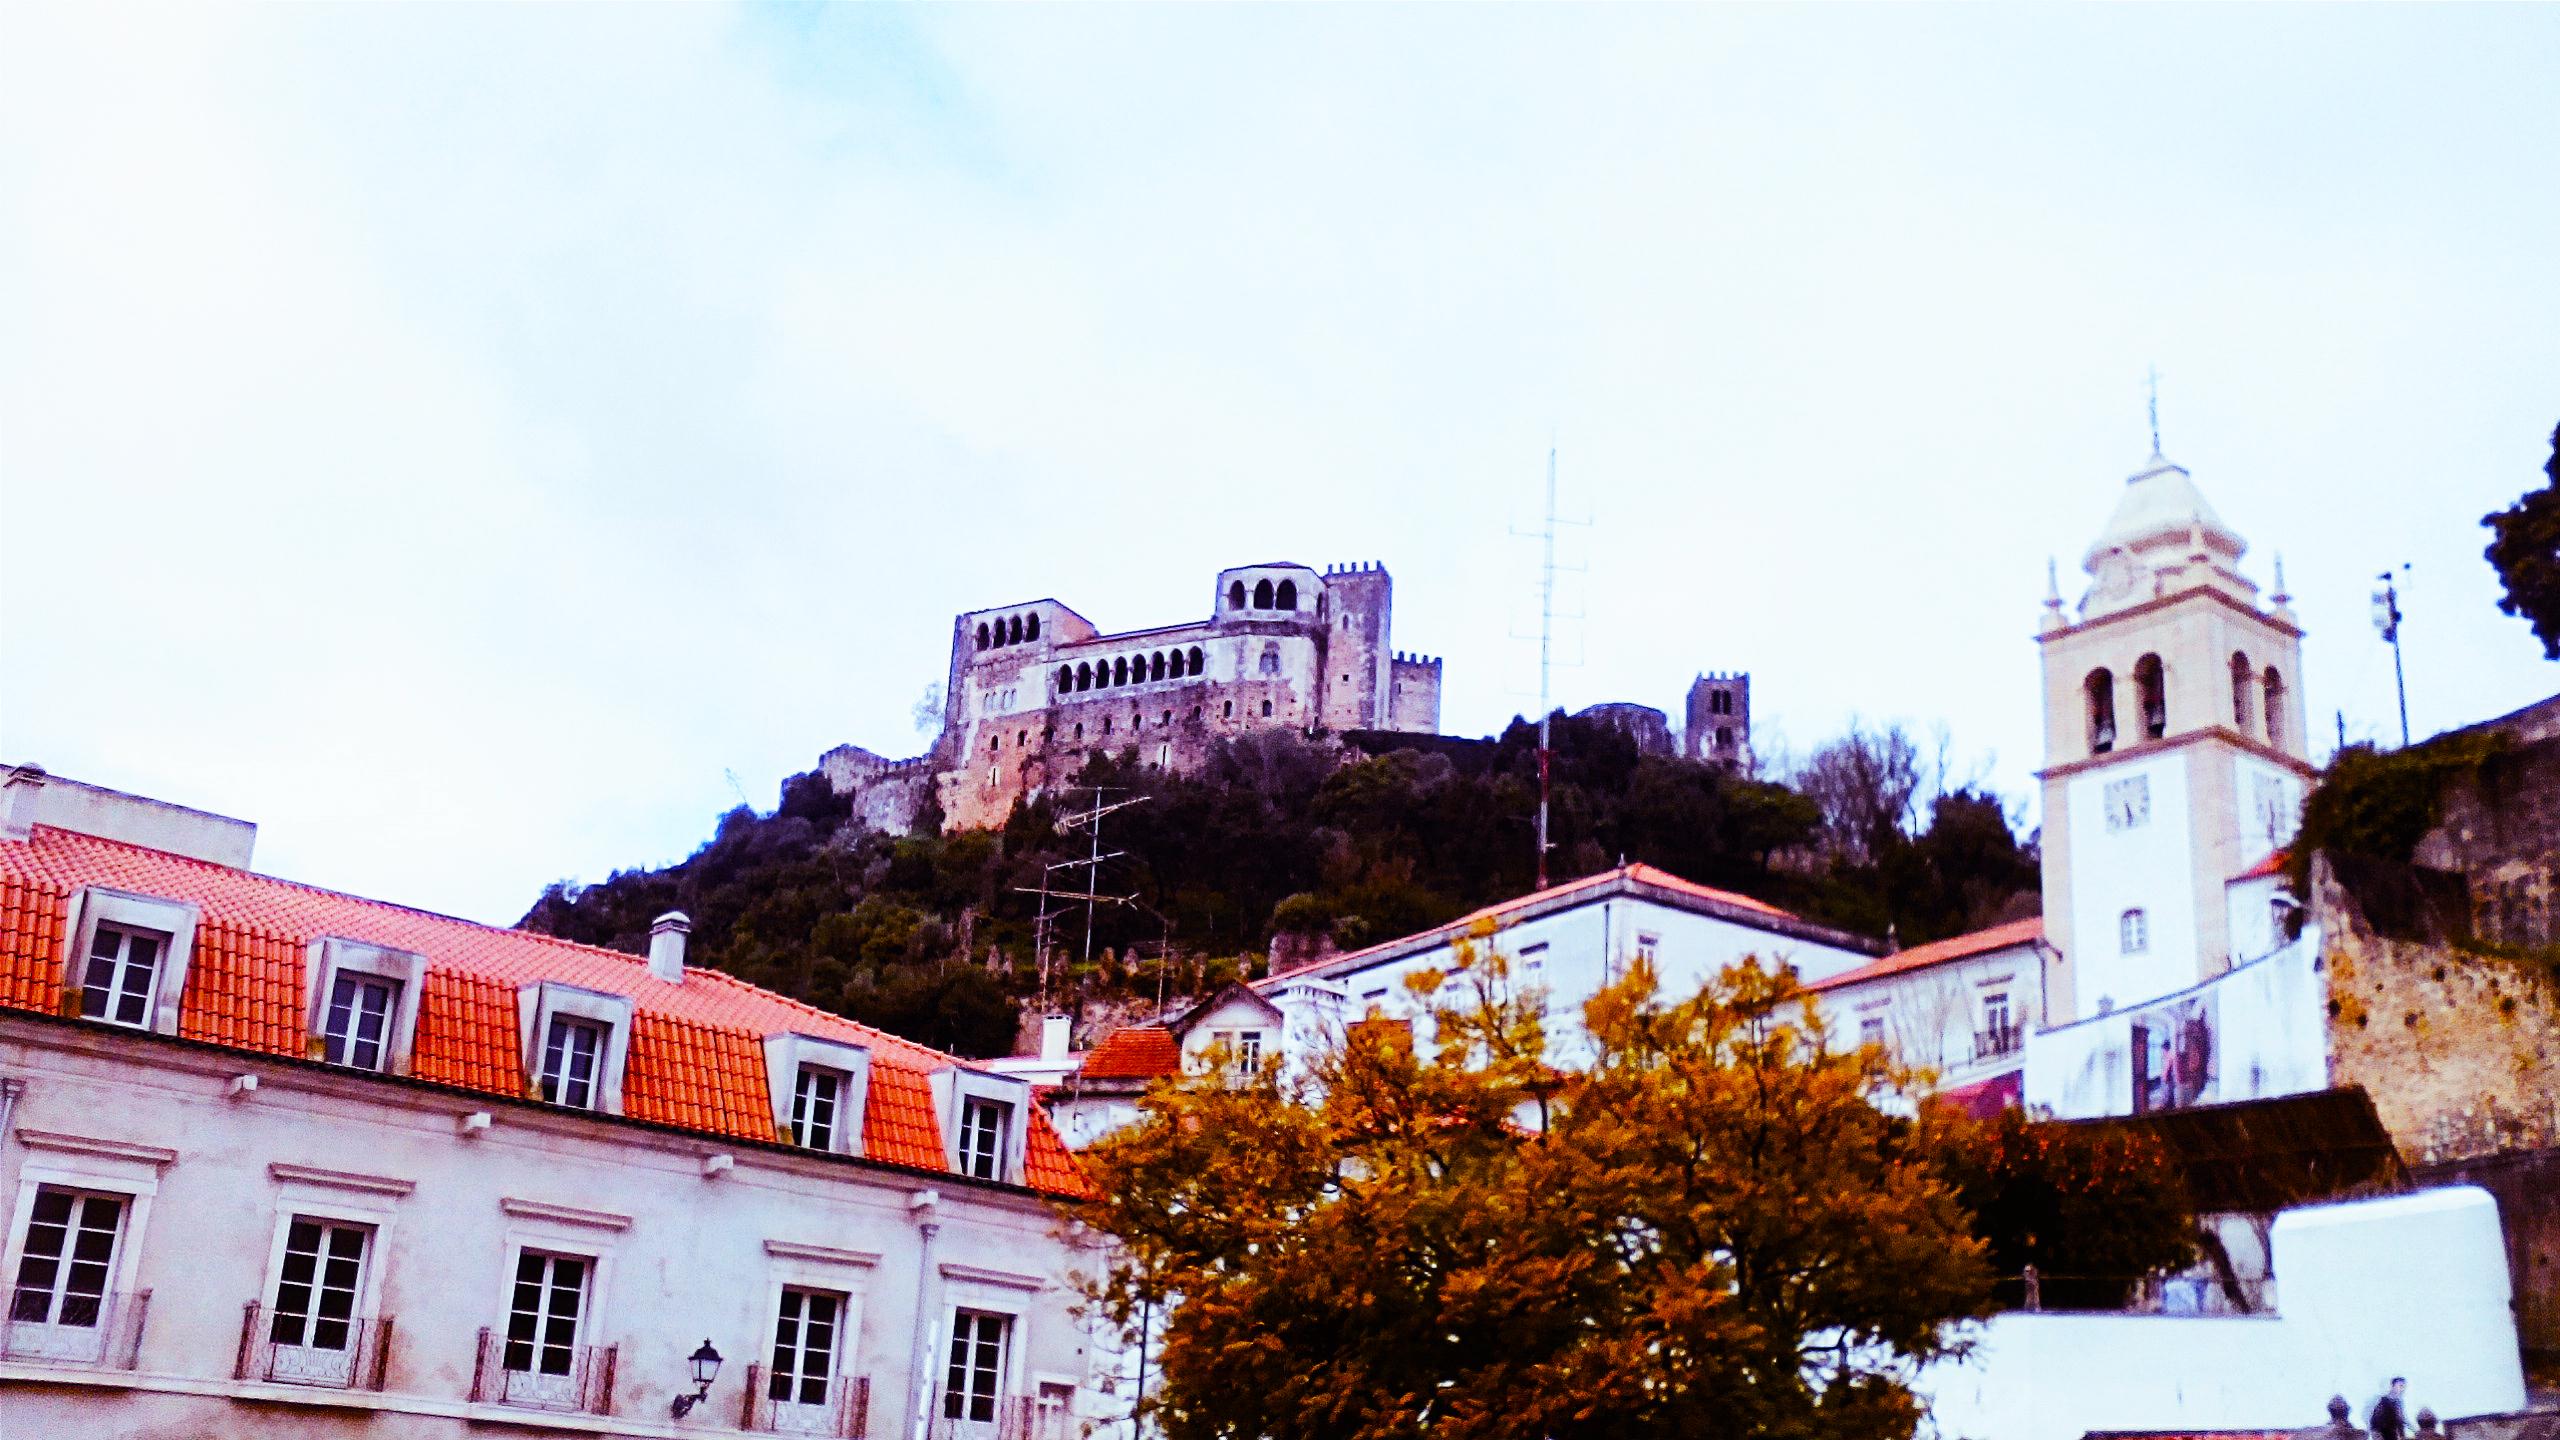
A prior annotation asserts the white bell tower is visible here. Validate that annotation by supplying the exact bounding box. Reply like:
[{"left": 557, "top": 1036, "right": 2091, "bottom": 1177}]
[{"left": 2036, "top": 434, "right": 2317, "bottom": 1020}]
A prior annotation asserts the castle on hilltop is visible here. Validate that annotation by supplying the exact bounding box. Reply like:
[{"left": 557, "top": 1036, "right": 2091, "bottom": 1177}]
[{"left": 824, "top": 562, "right": 1445, "bottom": 831}]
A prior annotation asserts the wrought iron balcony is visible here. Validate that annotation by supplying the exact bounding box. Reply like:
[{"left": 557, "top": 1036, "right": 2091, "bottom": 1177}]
[
  {"left": 233, "top": 1301, "right": 393, "bottom": 1390},
  {"left": 929, "top": 1396, "right": 1075, "bottom": 1440},
  {"left": 0, "top": 1288, "right": 149, "bottom": 1368},
  {"left": 1973, "top": 1022, "right": 2024, "bottom": 1060},
  {"left": 468, "top": 1326, "right": 618, "bottom": 1414},
  {"left": 739, "top": 1363, "right": 870, "bottom": 1435}
]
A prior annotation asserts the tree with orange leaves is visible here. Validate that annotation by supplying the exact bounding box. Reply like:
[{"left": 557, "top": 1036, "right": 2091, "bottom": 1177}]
[{"left": 1079, "top": 948, "right": 1994, "bottom": 1440}]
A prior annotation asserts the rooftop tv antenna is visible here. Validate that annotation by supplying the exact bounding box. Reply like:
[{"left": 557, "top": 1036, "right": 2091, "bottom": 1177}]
[{"left": 1014, "top": 787, "right": 1148, "bottom": 1006}]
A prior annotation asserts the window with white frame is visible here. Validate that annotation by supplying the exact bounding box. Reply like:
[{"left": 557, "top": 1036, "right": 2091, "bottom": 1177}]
[
  {"left": 322, "top": 973, "right": 400, "bottom": 1072},
  {"left": 80, "top": 925, "right": 164, "bottom": 1029},
  {"left": 503, "top": 1251, "right": 589, "bottom": 1377},
  {"left": 268, "top": 1217, "right": 370, "bottom": 1354},
  {"left": 1635, "top": 932, "right": 1660, "bottom": 968},
  {"left": 9, "top": 1185, "right": 125, "bottom": 1329},
  {"left": 538, "top": 1017, "right": 607, "bottom": 1110},
  {"left": 791, "top": 1066, "right": 844, "bottom": 1151},
  {"left": 1982, "top": 991, "right": 2013, "bottom": 1037},
  {"left": 2119, "top": 908, "right": 2149, "bottom": 955},
  {"left": 958, "top": 1098, "right": 1011, "bottom": 1182},
  {"left": 942, "top": 1309, "right": 1012, "bottom": 1425},
  {"left": 1857, "top": 1015, "right": 1886, "bottom": 1051},
  {"left": 767, "top": 1286, "right": 845, "bottom": 1411}
]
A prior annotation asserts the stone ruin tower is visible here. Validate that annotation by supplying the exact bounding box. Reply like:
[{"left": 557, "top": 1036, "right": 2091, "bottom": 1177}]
[{"left": 1684, "top": 672, "right": 1752, "bottom": 769}]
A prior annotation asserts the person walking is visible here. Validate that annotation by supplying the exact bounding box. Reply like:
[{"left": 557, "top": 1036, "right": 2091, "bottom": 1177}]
[{"left": 2370, "top": 1377, "right": 2411, "bottom": 1440}]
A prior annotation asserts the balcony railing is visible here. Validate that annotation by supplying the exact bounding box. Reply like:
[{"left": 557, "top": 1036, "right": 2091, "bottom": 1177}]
[
  {"left": 0, "top": 1289, "right": 149, "bottom": 1368},
  {"left": 1994, "top": 1266, "right": 2275, "bottom": 1316},
  {"left": 740, "top": 1364, "right": 870, "bottom": 1436},
  {"left": 929, "top": 1397, "right": 1076, "bottom": 1440},
  {"left": 468, "top": 1326, "right": 618, "bottom": 1414},
  {"left": 1973, "top": 1022, "right": 2024, "bottom": 1060},
  {"left": 233, "top": 1302, "right": 393, "bottom": 1390}
]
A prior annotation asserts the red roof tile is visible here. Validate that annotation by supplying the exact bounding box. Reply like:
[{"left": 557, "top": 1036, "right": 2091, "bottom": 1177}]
[
  {"left": 1261, "top": 862, "right": 1801, "bottom": 988},
  {"left": 1806, "top": 917, "right": 2044, "bottom": 994},
  {"left": 2230, "top": 848, "right": 2290, "bottom": 882},
  {"left": 0, "top": 826, "right": 1083, "bottom": 1198},
  {"left": 1080, "top": 1025, "right": 1180, "bottom": 1081}
]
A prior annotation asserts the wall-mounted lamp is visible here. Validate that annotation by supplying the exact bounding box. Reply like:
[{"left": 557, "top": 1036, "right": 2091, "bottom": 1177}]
[{"left": 669, "top": 1338, "right": 722, "bottom": 1418}]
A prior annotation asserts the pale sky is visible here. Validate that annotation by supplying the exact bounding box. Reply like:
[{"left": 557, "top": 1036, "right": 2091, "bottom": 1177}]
[{"left": 5, "top": 3, "right": 2556, "bottom": 925}]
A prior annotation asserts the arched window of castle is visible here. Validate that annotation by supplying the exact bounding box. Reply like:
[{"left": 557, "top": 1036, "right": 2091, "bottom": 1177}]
[
  {"left": 2119, "top": 908, "right": 2149, "bottom": 955},
  {"left": 1228, "top": 581, "right": 1247, "bottom": 610},
  {"left": 1075, "top": 662, "right": 1091, "bottom": 691},
  {"left": 1025, "top": 614, "right": 1041, "bottom": 641},
  {"left": 1113, "top": 657, "right": 1129, "bottom": 686},
  {"left": 1223, "top": 700, "right": 1234, "bottom": 720},
  {"left": 1160, "top": 711, "right": 1171, "bottom": 725},
  {"left": 989, "top": 735, "right": 1001, "bottom": 754},
  {"left": 2134, "top": 654, "right": 2167, "bottom": 740},
  {"left": 1261, "top": 700, "right": 1274, "bottom": 718},
  {"left": 2263, "top": 668, "right": 2286, "bottom": 745},
  {"left": 1058, "top": 666, "right": 1073, "bottom": 694},
  {"left": 1253, "top": 579, "right": 1274, "bottom": 609},
  {"left": 1188, "top": 646, "right": 1204, "bottom": 673},
  {"left": 1150, "top": 652, "right": 1167, "bottom": 682},
  {"left": 1001, "top": 615, "right": 1016, "bottom": 645},
  {"left": 2086, "top": 668, "right": 2117, "bottom": 755},
  {"left": 1275, "top": 579, "right": 1298, "bottom": 610},
  {"left": 1259, "top": 642, "right": 1281, "bottom": 676},
  {"left": 2230, "top": 651, "right": 2254, "bottom": 731},
  {"left": 975, "top": 623, "right": 990, "bottom": 650},
  {"left": 1717, "top": 726, "right": 1733, "bottom": 748}
]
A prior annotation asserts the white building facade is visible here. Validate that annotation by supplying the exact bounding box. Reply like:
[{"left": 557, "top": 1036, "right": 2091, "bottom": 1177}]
[{"left": 0, "top": 772, "right": 1105, "bottom": 1440}]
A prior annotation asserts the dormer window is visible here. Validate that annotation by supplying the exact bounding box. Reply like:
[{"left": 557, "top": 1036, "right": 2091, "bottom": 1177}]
[
  {"left": 322, "top": 973, "right": 399, "bottom": 1071},
  {"left": 539, "top": 1016, "right": 606, "bottom": 1109},
  {"left": 792, "top": 1066, "right": 843, "bottom": 1150},
  {"left": 81, "top": 924, "right": 164, "bottom": 1029},
  {"left": 516, "top": 982, "right": 633, "bottom": 1115},
  {"left": 63, "top": 888, "right": 199, "bottom": 1037},
  {"left": 959, "top": 1097, "right": 1010, "bottom": 1181},
  {"left": 762, "top": 1034, "right": 873, "bottom": 1156},
  {"left": 306, "top": 938, "right": 426, "bottom": 1075}
]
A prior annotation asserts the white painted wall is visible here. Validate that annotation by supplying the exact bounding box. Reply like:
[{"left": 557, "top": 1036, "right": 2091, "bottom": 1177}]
[
  {"left": 2224, "top": 873, "right": 2295, "bottom": 966},
  {"left": 1317, "top": 895, "right": 1873, "bottom": 1067},
  {"left": 1813, "top": 942, "right": 2041, "bottom": 1081},
  {"left": 2063, "top": 753, "right": 2198, "bottom": 1019},
  {"left": 0, "top": 1017, "right": 1107, "bottom": 1439},
  {"left": 2231, "top": 753, "right": 2305, "bottom": 872},
  {"left": 1918, "top": 1187, "right": 2526, "bottom": 1440},
  {"left": 2025, "top": 928, "right": 2328, "bottom": 1121}
]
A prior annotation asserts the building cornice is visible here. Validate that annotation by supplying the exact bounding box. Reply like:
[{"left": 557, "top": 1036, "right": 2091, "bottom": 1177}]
[
  {"left": 764, "top": 1239, "right": 883, "bottom": 1269},
  {"left": 15, "top": 1127, "right": 178, "bottom": 1168},
  {"left": 500, "top": 1196, "right": 634, "bottom": 1232},
  {"left": 2037, "top": 725, "right": 2319, "bottom": 784},
  {"left": 2036, "top": 583, "right": 2303, "bottom": 644},
  {"left": 268, "top": 1161, "right": 416, "bottom": 1197}
]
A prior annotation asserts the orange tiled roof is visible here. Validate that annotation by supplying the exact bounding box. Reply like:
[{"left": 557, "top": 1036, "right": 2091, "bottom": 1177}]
[
  {"left": 1260, "top": 862, "right": 1799, "bottom": 988},
  {"left": 1806, "top": 917, "right": 2044, "bottom": 994},
  {"left": 0, "top": 826, "right": 1085, "bottom": 1198},
  {"left": 2230, "top": 848, "right": 2290, "bottom": 883},
  {"left": 1079, "top": 1024, "right": 1180, "bottom": 1081}
]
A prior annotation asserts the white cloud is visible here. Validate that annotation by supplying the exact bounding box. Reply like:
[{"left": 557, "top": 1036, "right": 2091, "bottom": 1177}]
[{"left": 4, "top": 2, "right": 2555, "bottom": 921}]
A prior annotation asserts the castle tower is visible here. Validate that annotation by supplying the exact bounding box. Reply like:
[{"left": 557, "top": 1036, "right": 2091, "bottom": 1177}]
[
  {"left": 1684, "top": 673, "right": 1752, "bottom": 768},
  {"left": 2036, "top": 444, "right": 2315, "bottom": 1020},
  {"left": 1316, "top": 562, "right": 1395, "bottom": 733}
]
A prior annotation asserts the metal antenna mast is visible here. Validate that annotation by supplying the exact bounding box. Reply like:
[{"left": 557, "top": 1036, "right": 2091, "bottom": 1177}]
[
  {"left": 2372, "top": 566, "right": 2412, "bottom": 748},
  {"left": 1537, "top": 449, "right": 1558, "bottom": 888},
  {"left": 1013, "top": 787, "right": 1148, "bottom": 1007}
]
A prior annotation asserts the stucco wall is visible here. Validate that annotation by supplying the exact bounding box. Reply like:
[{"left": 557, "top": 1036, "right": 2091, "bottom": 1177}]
[
  {"left": 1918, "top": 1187, "right": 2525, "bottom": 1440},
  {"left": 2026, "top": 930, "right": 2328, "bottom": 1121},
  {"left": 0, "top": 1019, "right": 1105, "bottom": 1439}
]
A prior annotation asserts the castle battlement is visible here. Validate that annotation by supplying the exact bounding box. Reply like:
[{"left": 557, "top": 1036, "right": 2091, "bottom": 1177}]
[{"left": 825, "top": 561, "right": 1444, "bottom": 832}]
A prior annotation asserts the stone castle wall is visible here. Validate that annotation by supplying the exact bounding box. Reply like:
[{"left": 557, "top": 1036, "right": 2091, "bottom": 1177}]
[{"left": 832, "top": 561, "right": 1439, "bottom": 832}]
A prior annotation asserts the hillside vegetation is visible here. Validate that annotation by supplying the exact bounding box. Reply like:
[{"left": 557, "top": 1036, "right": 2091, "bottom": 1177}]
[{"left": 518, "top": 716, "right": 2037, "bottom": 1057}]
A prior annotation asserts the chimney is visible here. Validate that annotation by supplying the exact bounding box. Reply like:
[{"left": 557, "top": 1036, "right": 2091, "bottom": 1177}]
[
  {"left": 0, "top": 765, "right": 48, "bottom": 843},
  {"left": 1039, "top": 1014, "right": 1071, "bottom": 1062},
  {"left": 648, "top": 912, "right": 691, "bottom": 983}
]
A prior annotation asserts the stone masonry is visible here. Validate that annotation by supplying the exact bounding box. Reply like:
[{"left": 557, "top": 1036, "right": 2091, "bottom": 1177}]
[{"left": 824, "top": 562, "right": 1443, "bottom": 832}]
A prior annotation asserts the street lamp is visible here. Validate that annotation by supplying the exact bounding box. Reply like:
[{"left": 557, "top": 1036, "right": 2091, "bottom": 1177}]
[
  {"left": 669, "top": 1338, "right": 723, "bottom": 1418},
  {"left": 2371, "top": 567, "right": 2411, "bottom": 747}
]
